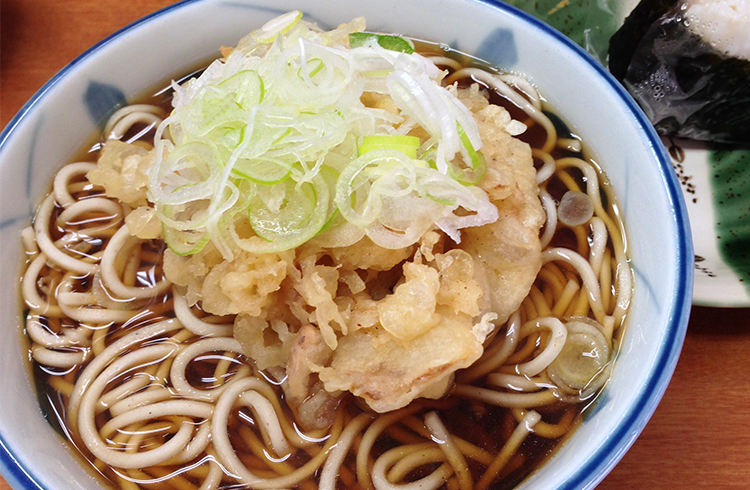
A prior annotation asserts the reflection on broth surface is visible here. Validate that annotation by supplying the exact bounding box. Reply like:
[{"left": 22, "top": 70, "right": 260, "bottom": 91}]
[{"left": 20, "top": 11, "right": 630, "bottom": 490}]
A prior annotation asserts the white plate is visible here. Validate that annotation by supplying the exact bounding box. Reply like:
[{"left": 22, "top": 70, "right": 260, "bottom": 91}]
[{"left": 507, "top": 0, "right": 750, "bottom": 306}]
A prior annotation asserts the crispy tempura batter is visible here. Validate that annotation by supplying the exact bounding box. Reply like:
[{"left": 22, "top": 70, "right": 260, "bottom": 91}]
[{"left": 460, "top": 88, "right": 546, "bottom": 325}]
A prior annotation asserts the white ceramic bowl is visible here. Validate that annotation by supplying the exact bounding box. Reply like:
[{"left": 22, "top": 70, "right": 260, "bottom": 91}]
[{"left": 0, "top": 1, "right": 693, "bottom": 489}]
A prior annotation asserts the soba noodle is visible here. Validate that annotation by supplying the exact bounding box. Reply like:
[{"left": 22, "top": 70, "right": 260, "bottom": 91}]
[{"left": 20, "top": 15, "right": 631, "bottom": 490}]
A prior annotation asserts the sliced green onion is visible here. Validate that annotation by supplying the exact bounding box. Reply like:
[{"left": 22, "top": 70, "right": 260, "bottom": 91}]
[
  {"left": 349, "top": 32, "right": 415, "bottom": 53},
  {"left": 335, "top": 150, "right": 408, "bottom": 227},
  {"left": 315, "top": 165, "right": 343, "bottom": 234},
  {"left": 151, "top": 141, "right": 219, "bottom": 205},
  {"left": 242, "top": 174, "right": 331, "bottom": 251},
  {"left": 156, "top": 200, "right": 211, "bottom": 231},
  {"left": 359, "top": 135, "right": 420, "bottom": 158},
  {"left": 163, "top": 225, "right": 210, "bottom": 256},
  {"left": 218, "top": 70, "right": 264, "bottom": 108},
  {"left": 448, "top": 152, "right": 487, "bottom": 185},
  {"left": 450, "top": 122, "right": 488, "bottom": 185},
  {"left": 233, "top": 158, "right": 293, "bottom": 185},
  {"left": 297, "top": 58, "right": 324, "bottom": 80},
  {"left": 253, "top": 10, "right": 303, "bottom": 43},
  {"left": 427, "top": 193, "right": 457, "bottom": 206},
  {"left": 457, "top": 123, "right": 481, "bottom": 169},
  {"left": 148, "top": 11, "right": 499, "bottom": 257}
]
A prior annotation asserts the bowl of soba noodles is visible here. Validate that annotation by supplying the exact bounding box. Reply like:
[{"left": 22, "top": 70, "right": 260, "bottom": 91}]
[{"left": 0, "top": 1, "right": 693, "bottom": 489}]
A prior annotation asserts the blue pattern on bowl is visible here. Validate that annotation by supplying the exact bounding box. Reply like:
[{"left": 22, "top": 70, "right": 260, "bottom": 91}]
[
  {"left": 84, "top": 81, "right": 128, "bottom": 128},
  {"left": 475, "top": 28, "right": 518, "bottom": 68}
]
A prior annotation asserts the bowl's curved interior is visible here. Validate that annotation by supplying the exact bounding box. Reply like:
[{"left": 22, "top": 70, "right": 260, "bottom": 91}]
[{"left": 0, "top": 1, "right": 692, "bottom": 489}]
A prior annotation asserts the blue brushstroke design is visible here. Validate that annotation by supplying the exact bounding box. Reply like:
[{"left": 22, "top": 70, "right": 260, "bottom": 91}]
[
  {"left": 632, "top": 265, "right": 661, "bottom": 313},
  {"left": 0, "top": 215, "right": 30, "bottom": 230},
  {"left": 24, "top": 117, "right": 44, "bottom": 218},
  {"left": 584, "top": 390, "right": 611, "bottom": 419},
  {"left": 475, "top": 28, "right": 518, "bottom": 68},
  {"left": 84, "top": 81, "right": 128, "bottom": 128},
  {"left": 0, "top": 114, "right": 42, "bottom": 232}
]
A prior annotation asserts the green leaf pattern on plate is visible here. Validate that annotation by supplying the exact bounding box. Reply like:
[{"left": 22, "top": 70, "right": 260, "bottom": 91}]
[
  {"left": 709, "top": 147, "right": 750, "bottom": 293},
  {"left": 504, "top": 0, "right": 623, "bottom": 63}
]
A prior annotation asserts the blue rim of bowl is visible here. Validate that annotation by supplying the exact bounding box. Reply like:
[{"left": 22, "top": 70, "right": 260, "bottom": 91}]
[{"left": 0, "top": 1, "right": 693, "bottom": 489}]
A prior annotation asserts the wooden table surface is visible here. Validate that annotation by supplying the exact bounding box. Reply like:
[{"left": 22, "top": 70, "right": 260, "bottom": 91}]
[{"left": 3, "top": 1, "right": 750, "bottom": 489}]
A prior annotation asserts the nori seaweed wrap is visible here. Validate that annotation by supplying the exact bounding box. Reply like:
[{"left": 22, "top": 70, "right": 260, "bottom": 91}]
[{"left": 609, "top": 0, "right": 750, "bottom": 144}]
